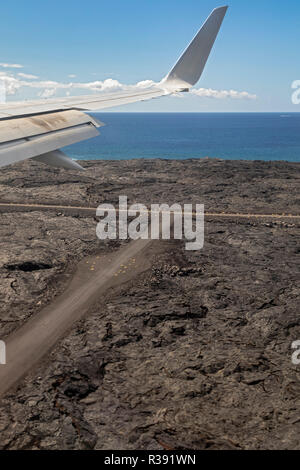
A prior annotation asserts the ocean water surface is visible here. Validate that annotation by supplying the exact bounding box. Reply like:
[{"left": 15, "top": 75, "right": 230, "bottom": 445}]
[{"left": 65, "top": 113, "right": 300, "bottom": 162}]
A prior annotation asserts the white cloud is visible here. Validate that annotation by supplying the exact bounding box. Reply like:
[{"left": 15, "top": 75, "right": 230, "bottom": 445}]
[
  {"left": 73, "top": 78, "right": 123, "bottom": 92},
  {"left": 68, "top": 74, "right": 77, "bottom": 78},
  {"left": 0, "top": 62, "right": 23, "bottom": 69},
  {"left": 191, "top": 88, "right": 257, "bottom": 100},
  {"left": 18, "top": 72, "right": 39, "bottom": 79},
  {"left": 0, "top": 69, "right": 257, "bottom": 102}
]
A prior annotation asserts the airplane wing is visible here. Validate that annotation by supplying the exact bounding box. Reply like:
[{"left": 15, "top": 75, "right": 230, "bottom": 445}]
[{"left": 0, "top": 6, "right": 228, "bottom": 170}]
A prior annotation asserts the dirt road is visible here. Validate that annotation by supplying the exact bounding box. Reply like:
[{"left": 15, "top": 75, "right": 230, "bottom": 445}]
[{"left": 0, "top": 236, "right": 155, "bottom": 398}]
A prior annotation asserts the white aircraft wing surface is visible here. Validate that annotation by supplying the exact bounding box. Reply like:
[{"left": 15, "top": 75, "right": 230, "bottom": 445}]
[{"left": 0, "top": 6, "right": 228, "bottom": 170}]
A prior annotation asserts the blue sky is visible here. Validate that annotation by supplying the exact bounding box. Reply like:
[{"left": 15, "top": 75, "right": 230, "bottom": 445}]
[{"left": 1, "top": 0, "right": 299, "bottom": 112}]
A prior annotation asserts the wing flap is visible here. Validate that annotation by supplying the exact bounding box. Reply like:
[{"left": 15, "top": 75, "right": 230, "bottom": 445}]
[
  {"left": 0, "top": 120, "right": 99, "bottom": 168},
  {"left": 0, "top": 110, "right": 102, "bottom": 144}
]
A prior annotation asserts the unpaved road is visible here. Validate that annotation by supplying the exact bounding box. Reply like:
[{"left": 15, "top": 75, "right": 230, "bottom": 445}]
[
  {"left": 0, "top": 202, "right": 299, "bottom": 219},
  {"left": 0, "top": 236, "right": 156, "bottom": 398}
]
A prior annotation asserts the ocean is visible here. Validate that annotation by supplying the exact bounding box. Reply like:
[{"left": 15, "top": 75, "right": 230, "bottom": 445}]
[{"left": 65, "top": 113, "right": 300, "bottom": 163}]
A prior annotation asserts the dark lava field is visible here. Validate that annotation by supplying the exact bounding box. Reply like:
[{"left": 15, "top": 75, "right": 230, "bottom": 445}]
[{"left": 0, "top": 158, "right": 299, "bottom": 450}]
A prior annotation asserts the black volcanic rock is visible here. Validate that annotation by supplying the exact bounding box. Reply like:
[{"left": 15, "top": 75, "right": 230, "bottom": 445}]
[{"left": 0, "top": 158, "right": 299, "bottom": 450}]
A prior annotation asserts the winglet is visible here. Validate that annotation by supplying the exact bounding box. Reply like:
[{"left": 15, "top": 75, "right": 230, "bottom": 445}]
[{"left": 161, "top": 6, "right": 228, "bottom": 92}]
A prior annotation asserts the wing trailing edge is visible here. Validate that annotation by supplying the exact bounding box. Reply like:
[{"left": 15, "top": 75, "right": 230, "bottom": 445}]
[{"left": 0, "top": 110, "right": 102, "bottom": 169}]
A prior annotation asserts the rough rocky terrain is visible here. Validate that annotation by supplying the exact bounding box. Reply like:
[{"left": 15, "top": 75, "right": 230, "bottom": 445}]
[{"left": 0, "top": 158, "right": 299, "bottom": 450}]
